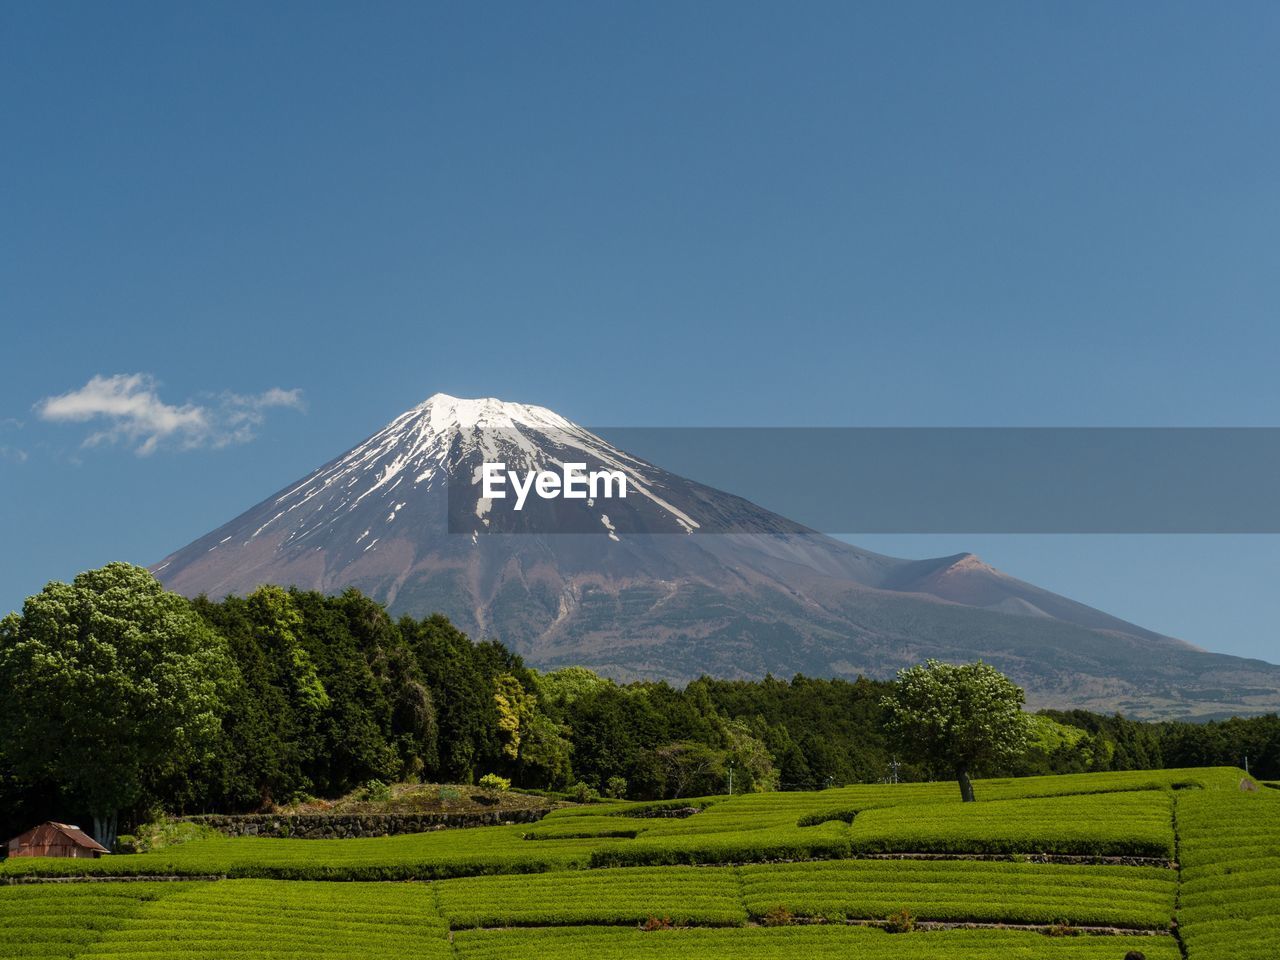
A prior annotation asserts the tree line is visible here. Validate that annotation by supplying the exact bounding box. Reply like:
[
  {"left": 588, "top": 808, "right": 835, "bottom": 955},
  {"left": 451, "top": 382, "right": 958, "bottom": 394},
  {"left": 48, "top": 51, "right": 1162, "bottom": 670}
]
[{"left": 1, "top": 563, "right": 1276, "bottom": 845}]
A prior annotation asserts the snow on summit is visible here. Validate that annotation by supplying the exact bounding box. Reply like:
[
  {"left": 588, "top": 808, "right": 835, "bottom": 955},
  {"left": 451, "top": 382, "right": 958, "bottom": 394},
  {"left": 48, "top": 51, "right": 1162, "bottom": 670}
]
[{"left": 247, "top": 393, "right": 697, "bottom": 548}]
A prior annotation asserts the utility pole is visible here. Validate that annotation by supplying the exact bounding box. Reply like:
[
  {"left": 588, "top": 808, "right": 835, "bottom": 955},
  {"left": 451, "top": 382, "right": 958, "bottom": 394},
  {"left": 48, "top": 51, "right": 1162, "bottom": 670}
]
[
  {"left": 1245, "top": 755, "right": 1250, "bottom": 776},
  {"left": 889, "top": 758, "right": 901, "bottom": 785},
  {"left": 728, "top": 761, "right": 735, "bottom": 796}
]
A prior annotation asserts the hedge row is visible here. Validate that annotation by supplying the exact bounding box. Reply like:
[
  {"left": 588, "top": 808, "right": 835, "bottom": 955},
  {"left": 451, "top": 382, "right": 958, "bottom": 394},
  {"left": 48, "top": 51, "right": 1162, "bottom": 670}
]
[
  {"left": 1176, "top": 786, "right": 1280, "bottom": 960},
  {"left": 433, "top": 858, "right": 1175, "bottom": 931},
  {"left": 739, "top": 858, "right": 1175, "bottom": 929},
  {"left": 0, "top": 826, "right": 616, "bottom": 882},
  {"left": 846, "top": 791, "right": 1175, "bottom": 858},
  {"left": 452, "top": 925, "right": 1183, "bottom": 960},
  {"left": 436, "top": 866, "right": 748, "bottom": 928}
]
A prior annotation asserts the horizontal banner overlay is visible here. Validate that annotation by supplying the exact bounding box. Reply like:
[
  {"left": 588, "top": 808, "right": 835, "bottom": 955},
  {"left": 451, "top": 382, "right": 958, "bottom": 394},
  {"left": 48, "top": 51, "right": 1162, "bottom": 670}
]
[{"left": 445, "top": 428, "right": 1280, "bottom": 535}]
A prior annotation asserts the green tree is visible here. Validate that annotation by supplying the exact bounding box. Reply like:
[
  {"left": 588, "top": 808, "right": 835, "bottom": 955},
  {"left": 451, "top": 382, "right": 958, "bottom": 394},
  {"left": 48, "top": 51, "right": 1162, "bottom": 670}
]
[
  {"left": 532, "top": 666, "right": 610, "bottom": 709},
  {"left": 724, "top": 718, "right": 780, "bottom": 793},
  {"left": 880, "top": 660, "right": 1030, "bottom": 802},
  {"left": 248, "top": 586, "right": 327, "bottom": 712},
  {"left": 403, "top": 614, "right": 497, "bottom": 782},
  {"left": 517, "top": 712, "right": 574, "bottom": 788},
  {"left": 651, "top": 741, "right": 726, "bottom": 799},
  {"left": 0, "top": 563, "right": 235, "bottom": 847},
  {"left": 494, "top": 672, "right": 536, "bottom": 760}
]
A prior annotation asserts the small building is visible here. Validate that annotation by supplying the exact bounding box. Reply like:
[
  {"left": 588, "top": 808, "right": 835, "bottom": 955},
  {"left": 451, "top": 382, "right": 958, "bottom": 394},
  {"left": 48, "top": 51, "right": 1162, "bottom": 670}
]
[{"left": 7, "top": 821, "right": 109, "bottom": 859}]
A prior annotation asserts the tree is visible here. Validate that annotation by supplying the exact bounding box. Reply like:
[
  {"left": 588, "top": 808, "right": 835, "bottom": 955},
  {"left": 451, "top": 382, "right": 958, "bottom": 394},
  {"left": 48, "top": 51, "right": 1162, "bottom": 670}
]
[
  {"left": 880, "top": 660, "right": 1030, "bottom": 802},
  {"left": 517, "top": 712, "right": 574, "bottom": 788},
  {"left": 0, "top": 563, "right": 235, "bottom": 847},
  {"left": 724, "top": 718, "right": 780, "bottom": 793},
  {"left": 493, "top": 672, "right": 536, "bottom": 761},
  {"left": 651, "top": 741, "right": 726, "bottom": 799},
  {"left": 531, "top": 666, "right": 610, "bottom": 710},
  {"left": 403, "top": 614, "right": 498, "bottom": 782}
]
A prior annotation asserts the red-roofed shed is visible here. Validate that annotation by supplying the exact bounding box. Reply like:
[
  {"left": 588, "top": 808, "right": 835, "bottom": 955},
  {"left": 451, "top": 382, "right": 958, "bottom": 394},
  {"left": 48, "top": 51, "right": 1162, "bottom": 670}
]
[{"left": 7, "top": 822, "right": 109, "bottom": 858}]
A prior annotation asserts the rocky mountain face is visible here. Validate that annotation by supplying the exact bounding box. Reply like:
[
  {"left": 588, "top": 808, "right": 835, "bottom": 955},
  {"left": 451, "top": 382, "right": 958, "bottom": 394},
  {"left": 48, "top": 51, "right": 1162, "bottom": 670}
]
[{"left": 154, "top": 394, "right": 1280, "bottom": 719}]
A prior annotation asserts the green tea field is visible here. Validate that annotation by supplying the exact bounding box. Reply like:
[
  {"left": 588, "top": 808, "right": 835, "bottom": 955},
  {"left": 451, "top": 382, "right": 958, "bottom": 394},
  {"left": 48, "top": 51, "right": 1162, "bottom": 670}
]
[{"left": 2, "top": 767, "right": 1275, "bottom": 959}]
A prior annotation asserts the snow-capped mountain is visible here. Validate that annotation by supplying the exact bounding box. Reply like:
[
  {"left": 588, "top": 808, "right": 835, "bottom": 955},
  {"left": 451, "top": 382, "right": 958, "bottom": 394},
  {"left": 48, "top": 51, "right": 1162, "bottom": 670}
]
[{"left": 154, "top": 394, "right": 1280, "bottom": 719}]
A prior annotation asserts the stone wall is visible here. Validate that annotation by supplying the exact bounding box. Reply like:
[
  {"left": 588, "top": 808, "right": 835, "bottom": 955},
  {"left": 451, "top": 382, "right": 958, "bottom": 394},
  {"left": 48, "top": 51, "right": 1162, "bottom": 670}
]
[{"left": 183, "top": 807, "right": 551, "bottom": 839}]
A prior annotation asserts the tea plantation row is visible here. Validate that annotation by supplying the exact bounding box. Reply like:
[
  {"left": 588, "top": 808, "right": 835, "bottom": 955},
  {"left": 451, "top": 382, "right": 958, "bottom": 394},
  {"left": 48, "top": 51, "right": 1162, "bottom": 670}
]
[
  {"left": 0, "top": 766, "right": 1272, "bottom": 959},
  {"left": 2, "top": 768, "right": 1221, "bottom": 883}
]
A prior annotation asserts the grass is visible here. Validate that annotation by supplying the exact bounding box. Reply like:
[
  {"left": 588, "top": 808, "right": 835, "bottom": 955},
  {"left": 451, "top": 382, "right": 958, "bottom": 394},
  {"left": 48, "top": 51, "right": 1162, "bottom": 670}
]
[{"left": 272, "top": 780, "right": 555, "bottom": 816}]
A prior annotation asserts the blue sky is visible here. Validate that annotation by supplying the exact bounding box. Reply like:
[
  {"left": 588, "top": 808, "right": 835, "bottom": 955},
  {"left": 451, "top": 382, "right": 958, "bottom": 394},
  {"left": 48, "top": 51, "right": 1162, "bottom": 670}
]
[{"left": 2, "top": 2, "right": 1278, "bottom": 661}]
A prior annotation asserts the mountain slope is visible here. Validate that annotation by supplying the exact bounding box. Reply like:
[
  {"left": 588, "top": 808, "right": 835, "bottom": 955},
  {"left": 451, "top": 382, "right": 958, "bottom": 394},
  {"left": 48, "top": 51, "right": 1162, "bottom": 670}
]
[{"left": 153, "top": 394, "right": 1280, "bottom": 719}]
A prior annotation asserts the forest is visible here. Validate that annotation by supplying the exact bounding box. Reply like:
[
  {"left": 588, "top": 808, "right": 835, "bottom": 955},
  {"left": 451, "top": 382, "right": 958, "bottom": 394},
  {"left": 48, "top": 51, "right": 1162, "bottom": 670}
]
[{"left": 1, "top": 563, "right": 1277, "bottom": 842}]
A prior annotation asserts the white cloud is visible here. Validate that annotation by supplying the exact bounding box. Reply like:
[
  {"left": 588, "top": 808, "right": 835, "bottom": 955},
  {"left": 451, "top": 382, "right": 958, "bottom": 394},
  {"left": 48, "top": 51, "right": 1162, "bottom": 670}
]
[{"left": 36, "top": 373, "right": 305, "bottom": 455}]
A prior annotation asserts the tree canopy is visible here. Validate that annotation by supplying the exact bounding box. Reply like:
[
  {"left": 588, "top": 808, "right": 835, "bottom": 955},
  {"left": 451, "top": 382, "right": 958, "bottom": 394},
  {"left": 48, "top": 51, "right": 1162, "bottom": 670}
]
[
  {"left": 880, "top": 659, "right": 1031, "bottom": 801},
  {"left": 1, "top": 564, "right": 1276, "bottom": 844},
  {"left": 0, "top": 563, "right": 234, "bottom": 846}
]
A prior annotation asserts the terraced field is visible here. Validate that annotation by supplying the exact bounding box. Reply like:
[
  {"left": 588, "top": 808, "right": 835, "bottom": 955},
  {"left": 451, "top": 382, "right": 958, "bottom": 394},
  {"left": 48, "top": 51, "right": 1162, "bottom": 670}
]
[
  {"left": 0, "top": 882, "right": 188, "bottom": 958},
  {"left": 1, "top": 766, "right": 1274, "bottom": 959},
  {"left": 0, "top": 881, "right": 450, "bottom": 959}
]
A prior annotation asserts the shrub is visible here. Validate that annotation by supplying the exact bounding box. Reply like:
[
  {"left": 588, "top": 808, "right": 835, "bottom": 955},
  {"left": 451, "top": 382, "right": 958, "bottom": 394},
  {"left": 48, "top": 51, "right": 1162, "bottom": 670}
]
[
  {"left": 438, "top": 786, "right": 462, "bottom": 804},
  {"left": 883, "top": 908, "right": 915, "bottom": 933},
  {"left": 1045, "top": 918, "right": 1078, "bottom": 937},
  {"left": 570, "top": 781, "right": 599, "bottom": 803},
  {"left": 362, "top": 779, "right": 392, "bottom": 803},
  {"left": 762, "top": 905, "right": 794, "bottom": 927},
  {"left": 114, "top": 818, "right": 220, "bottom": 854},
  {"left": 605, "top": 775, "right": 628, "bottom": 799},
  {"left": 1124, "top": 951, "right": 1147, "bottom": 960},
  {"left": 479, "top": 773, "right": 511, "bottom": 796}
]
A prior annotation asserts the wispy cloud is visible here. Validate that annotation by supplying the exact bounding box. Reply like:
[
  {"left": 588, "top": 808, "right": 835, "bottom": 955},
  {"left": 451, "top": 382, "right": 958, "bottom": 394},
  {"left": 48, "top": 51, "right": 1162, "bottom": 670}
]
[
  {"left": 0, "top": 418, "right": 25, "bottom": 463},
  {"left": 36, "top": 373, "right": 304, "bottom": 455}
]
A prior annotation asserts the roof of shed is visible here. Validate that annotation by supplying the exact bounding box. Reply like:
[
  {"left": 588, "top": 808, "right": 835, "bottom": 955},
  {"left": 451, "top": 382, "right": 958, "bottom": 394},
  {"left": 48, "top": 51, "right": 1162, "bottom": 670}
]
[{"left": 9, "top": 821, "right": 109, "bottom": 852}]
